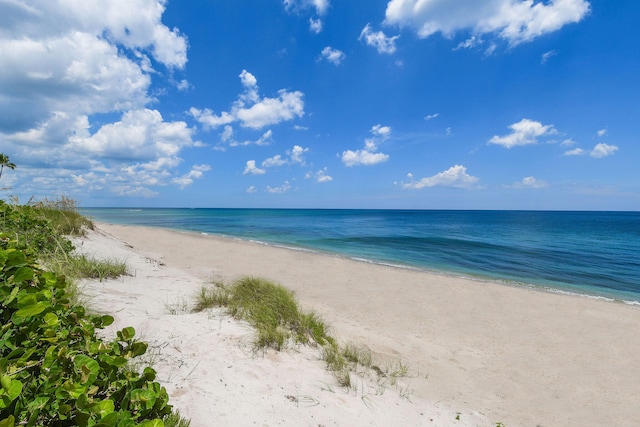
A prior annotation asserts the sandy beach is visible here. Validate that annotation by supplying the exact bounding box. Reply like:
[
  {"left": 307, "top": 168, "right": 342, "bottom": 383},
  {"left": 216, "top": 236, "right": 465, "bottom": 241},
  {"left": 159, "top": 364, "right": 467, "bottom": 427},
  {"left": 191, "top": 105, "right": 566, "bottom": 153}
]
[{"left": 76, "top": 223, "right": 640, "bottom": 427}]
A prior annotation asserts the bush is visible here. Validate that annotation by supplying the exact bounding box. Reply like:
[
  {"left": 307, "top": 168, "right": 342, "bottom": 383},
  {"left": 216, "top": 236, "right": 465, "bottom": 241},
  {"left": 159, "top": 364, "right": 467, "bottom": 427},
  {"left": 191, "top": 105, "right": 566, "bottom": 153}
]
[{"left": 0, "top": 246, "right": 173, "bottom": 426}]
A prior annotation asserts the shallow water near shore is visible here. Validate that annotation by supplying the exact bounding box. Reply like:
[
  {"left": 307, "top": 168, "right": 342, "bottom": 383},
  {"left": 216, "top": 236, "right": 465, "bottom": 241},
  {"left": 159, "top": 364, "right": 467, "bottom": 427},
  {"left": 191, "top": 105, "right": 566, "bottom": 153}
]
[{"left": 81, "top": 208, "right": 640, "bottom": 303}]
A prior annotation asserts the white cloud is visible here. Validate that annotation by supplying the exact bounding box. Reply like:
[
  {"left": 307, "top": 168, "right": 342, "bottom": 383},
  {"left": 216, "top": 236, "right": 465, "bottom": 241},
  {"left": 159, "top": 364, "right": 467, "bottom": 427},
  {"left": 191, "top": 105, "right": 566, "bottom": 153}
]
[
  {"left": 564, "top": 142, "right": 619, "bottom": 158},
  {"left": 564, "top": 147, "right": 585, "bottom": 156},
  {"left": 425, "top": 113, "right": 440, "bottom": 121},
  {"left": 320, "top": 46, "right": 346, "bottom": 65},
  {"left": 172, "top": 164, "right": 212, "bottom": 189},
  {"left": 454, "top": 36, "right": 483, "bottom": 50},
  {"left": 512, "top": 176, "right": 548, "bottom": 189},
  {"left": 289, "top": 145, "right": 309, "bottom": 164},
  {"left": 305, "top": 167, "right": 333, "bottom": 184},
  {"left": 309, "top": 18, "right": 323, "bottom": 33},
  {"left": 262, "top": 145, "right": 310, "bottom": 168},
  {"left": 190, "top": 70, "right": 304, "bottom": 130},
  {"left": 262, "top": 155, "right": 287, "bottom": 168},
  {"left": 489, "top": 118, "right": 558, "bottom": 148},
  {"left": 229, "top": 130, "right": 274, "bottom": 148},
  {"left": 371, "top": 124, "right": 392, "bottom": 138},
  {"left": 597, "top": 128, "right": 608, "bottom": 137},
  {"left": 401, "top": 165, "right": 479, "bottom": 189},
  {"left": 247, "top": 185, "right": 257, "bottom": 193},
  {"left": 266, "top": 181, "right": 292, "bottom": 193},
  {"left": 384, "top": 0, "right": 590, "bottom": 46},
  {"left": 67, "top": 109, "right": 195, "bottom": 159},
  {"left": 284, "top": 0, "right": 329, "bottom": 15},
  {"left": 359, "top": 23, "right": 400, "bottom": 54},
  {"left": 0, "top": 0, "right": 199, "bottom": 200},
  {"left": 341, "top": 125, "right": 392, "bottom": 166},
  {"left": 591, "top": 143, "right": 618, "bottom": 158},
  {"left": 341, "top": 150, "right": 390, "bottom": 167},
  {"left": 541, "top": 49, "right": 558, "bottom": 64},
  {"left": 243, "top": 160, "right": 266, "bottom": 175}
]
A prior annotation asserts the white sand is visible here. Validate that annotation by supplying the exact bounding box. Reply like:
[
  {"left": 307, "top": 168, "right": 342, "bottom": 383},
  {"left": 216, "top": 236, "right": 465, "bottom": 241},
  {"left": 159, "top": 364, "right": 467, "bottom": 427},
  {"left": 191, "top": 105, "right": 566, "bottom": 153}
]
[{"left": 76, "top": 223, "right": 640, "bottom": 427}]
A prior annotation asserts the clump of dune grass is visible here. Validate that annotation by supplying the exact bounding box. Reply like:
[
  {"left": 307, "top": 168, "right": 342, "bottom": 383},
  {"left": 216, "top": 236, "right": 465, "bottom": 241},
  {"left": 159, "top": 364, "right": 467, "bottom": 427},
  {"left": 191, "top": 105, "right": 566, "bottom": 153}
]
[
  {"left": 29, "top": 194, "right": 95, "bottom": 236},
  {"left": 194, "top": 276, "right": 329, "bottom": 350},
  {"left": 163, "top": 410, "right": 191, "bottom": 427},
  {"left": 50, "top": 254, "right": 129, "bottom": 282},
  {"left": 194, "top": 276, "right": 412, "bottom": 393}
]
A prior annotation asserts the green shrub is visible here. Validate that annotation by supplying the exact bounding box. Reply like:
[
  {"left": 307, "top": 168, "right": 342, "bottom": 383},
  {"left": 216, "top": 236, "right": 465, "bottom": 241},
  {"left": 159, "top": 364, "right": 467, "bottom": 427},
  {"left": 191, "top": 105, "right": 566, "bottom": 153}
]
[{"left": 0, "top": 246, "right": 172, "bottom": 426}]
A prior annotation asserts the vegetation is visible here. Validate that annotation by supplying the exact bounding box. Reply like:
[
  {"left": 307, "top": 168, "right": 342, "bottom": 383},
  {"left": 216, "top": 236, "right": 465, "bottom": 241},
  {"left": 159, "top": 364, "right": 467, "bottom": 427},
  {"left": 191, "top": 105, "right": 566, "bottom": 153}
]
[
  {"left": 0, "top": 198, "right": 188, "bottom": 426},
  {"left": 194, "top": 277, "right": 410, "bottom": 391}
]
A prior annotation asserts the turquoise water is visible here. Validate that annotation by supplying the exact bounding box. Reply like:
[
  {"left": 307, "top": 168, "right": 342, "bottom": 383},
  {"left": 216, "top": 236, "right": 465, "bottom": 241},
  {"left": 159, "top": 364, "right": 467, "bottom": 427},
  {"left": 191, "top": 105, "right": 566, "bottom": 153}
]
[{"left": 80, "top": 208, "right": 640, "bottom": 303}]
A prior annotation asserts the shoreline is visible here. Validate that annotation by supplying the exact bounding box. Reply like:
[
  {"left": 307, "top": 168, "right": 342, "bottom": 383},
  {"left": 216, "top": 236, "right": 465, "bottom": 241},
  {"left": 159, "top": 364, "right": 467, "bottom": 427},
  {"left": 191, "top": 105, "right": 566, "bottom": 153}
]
[
  {"left": 81, "top": 222, "right": 640, "bottom": 426},
  {"left": 139, "top": 224, "right": 640, "bottom": 306}
]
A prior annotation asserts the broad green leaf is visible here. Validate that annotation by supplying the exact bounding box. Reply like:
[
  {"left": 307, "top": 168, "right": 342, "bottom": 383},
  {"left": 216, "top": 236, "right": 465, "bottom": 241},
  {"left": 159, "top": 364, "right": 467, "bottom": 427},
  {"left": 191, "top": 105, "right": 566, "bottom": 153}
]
[
  {"left": 44, "top": 312, "right": 59, "bottom": 326},
  {"left": 62, "top": 379, "right": 87, "bottom": 399},
  {"left": 3, "top": 286, "right": 19, "bottom": 305},
  {"left": 12, "top": 301, "right": 46, "bottom": 321},
  {"left": 119, "top": 326, "right": 136, "bottom": 341},
  {"left": 98, "top": 411, "right": 119, "bottom": 426},
  {"left": 137, "top": 420, "right": 164, "bottom": 427},
  {"left": 0, "top": 376, "right": 22, "bottom": 409},
  {"left": 129, "top": 342, "right": 148, "bottom": 358},
  {"left": 130, "top": 389, "right": 157, "bottom": 410},
  {"left": 90, "top": 398, "right": 115, "bottom": 417},
  {"left": 0, "top": 415, "right": 15, "bottom": 427},
  {"left": 74, "top": 354, "right": 99, "bottom": 386},
  {"left": 16, "top": 293, "right": 36, "bottom": 308},
  {"left": 12, "top": 266, "right": 34, "bottom": 283}
]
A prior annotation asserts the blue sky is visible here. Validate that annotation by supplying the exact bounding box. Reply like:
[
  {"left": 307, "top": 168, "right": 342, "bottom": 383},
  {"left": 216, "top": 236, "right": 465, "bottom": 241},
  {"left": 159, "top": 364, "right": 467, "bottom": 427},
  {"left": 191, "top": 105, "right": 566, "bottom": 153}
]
[{"left": 1, "top": 0, "right": 638, "bottom": 210}]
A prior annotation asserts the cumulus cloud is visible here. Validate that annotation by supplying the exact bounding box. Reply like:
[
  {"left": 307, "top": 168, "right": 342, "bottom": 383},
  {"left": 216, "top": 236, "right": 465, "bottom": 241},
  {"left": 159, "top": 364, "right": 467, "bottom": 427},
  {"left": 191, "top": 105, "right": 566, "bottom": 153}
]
[
  {"left": 511, "top": 176, "right": 548, "bottom": 189},
  {"left": 564, "top": 147, "right": 585, "bottom": 156},
  {"left": 401, "top": 165, "right": 479, "bottom": 189},
  {"left": 173, "top": 164, "right": 212, "bottom": 189},
  {"left": 262, "top": 145, "right": 309, "bottom": 168},
  {"left": 0, "top": 0, "right": 205, "bottom": 200},
  {"left": 284, "top": 0, "right": 329, "bottom": 15},
  {"left": 591, "top": 143, "right": 618, "bottom": 158},
  {"left": 320, "top": 46, "right": 346, "bottom": 65},
  {"left": 229, "top": 130, "right": 274, "bottom": 148},
  {"left": 243, "top": 160, "right": 266, "bottom": 175},
  {"left": 285, "top": 0, "right": 329, "bottom": 32},
  {"left": 564, "top": 143, "right": 619, "bottom": 158},
  {"left": 424, "top": 113, "right": 440, "bottom": 120},
  {"left": 341, "top": 124, "right": 392, "bottom": 166},
  {"left": 597, "top": 128, "right": 608, "bottom": 137},
  {"left": 266, "top": 181, "right": 293, "bottom": 193},
  {"left": 489, "top": 118, "right": 558, "bottom": 148},
  {"left": 190, "top": 70, "right": 304, "bottom": 130},
  {"left": 309, "top": 18, "right": 323, "bottom": 33},
  {"left": 359, "top": 24, "right": 400, "bottom": 54},
  {"left": 384, "top": 0, "right": 591, "bottom": 46},
  {"left": 289, "top": 145, "right": 309, "bottom": 164},
  {"left": 341, "top": 150, "right": 390, "bottom": 167},
  {"left": 307, "top": 167, "right": 333, "bottom": 183}
]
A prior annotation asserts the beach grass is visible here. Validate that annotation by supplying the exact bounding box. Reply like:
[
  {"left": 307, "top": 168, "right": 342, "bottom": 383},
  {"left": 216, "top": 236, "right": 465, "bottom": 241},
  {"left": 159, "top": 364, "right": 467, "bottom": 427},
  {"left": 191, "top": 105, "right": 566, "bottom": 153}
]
[
  {"left": 194, "top": 276, "right": 411, "bottom": 392},
  {"left": 49, "top": 253, "right": 129, "bottom": 282}
]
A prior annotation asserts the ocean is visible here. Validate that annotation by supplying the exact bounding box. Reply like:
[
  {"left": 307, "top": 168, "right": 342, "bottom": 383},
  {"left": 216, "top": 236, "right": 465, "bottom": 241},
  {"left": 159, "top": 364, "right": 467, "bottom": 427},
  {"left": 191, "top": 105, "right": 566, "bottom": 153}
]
[{"left": 80, "top": 208, "right": 640, "bottom": 304}]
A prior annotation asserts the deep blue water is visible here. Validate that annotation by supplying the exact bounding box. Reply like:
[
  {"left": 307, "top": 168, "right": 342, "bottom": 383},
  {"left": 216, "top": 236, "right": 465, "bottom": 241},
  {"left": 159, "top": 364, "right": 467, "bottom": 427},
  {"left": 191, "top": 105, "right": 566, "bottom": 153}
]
[{"left": 80, "top": 208, "right": 640, "bottom": 303}]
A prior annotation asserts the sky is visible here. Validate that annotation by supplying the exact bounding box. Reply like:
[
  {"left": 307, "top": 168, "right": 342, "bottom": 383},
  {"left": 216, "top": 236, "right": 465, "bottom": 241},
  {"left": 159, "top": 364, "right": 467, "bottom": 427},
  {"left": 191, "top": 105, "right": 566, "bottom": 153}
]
[{"left": 1, "top": 0, "right": 639, "bottom": 210}]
